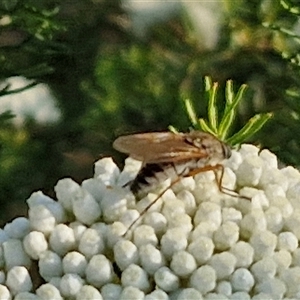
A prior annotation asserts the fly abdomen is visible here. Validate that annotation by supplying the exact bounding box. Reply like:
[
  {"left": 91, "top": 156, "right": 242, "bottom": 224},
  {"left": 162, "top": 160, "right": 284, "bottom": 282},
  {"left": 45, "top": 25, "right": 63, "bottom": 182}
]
[
  {"left": 130, "top": 163, "right": 168, "bottom": 194},
  {"left": 130, "top": 160, "right": 199, "bottom": 195}
]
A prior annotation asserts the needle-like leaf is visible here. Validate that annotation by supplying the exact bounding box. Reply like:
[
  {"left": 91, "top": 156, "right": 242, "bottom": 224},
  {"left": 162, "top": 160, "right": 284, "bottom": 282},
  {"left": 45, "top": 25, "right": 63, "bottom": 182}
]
[
  {"left": 227, "top": 113, "right": 273, "bottom": 145},
  {"left": 177, "top": 77, "right": 272, "bottom": 145}
]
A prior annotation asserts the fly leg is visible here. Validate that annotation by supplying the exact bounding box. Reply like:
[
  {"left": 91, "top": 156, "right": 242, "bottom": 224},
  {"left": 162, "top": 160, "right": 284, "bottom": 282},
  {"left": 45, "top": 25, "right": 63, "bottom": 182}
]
[
  {"left": 123, "top": 176, "right": 183, "bottom": 235},
  {"left": 123, "top": 164, "right": 250, "bottom": 236},
  {"left": 123, "top": 163, "right": 192, "bottom": 235},
  {"left": 187, "top": 164, "right": 251, "bottom": 200}
]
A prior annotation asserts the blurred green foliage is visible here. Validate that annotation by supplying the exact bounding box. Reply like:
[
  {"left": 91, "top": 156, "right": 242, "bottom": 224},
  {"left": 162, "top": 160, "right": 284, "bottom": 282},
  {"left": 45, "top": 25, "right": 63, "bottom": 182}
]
[{"left": 1, "top": 0, "right": 300, "bottom": 223}]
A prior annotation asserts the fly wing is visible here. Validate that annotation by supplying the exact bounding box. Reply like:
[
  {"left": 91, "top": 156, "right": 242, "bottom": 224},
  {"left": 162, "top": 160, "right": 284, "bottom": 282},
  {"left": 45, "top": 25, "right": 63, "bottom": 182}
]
[{"left": 113, "top": 132, "right": 209, "bottom": 163}]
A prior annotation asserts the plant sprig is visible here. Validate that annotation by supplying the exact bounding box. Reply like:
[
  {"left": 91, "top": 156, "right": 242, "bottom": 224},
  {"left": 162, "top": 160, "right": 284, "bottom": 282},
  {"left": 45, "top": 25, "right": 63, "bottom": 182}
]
[{"left": 176, "top": 76, "right": 273, "bottom": 146}]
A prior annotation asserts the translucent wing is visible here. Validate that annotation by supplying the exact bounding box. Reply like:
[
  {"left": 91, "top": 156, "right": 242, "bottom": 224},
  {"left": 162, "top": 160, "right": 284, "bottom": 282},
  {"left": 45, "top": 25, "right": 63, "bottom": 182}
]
[{"left": 113, "top": 132, "right": 210, "bottom": 163}]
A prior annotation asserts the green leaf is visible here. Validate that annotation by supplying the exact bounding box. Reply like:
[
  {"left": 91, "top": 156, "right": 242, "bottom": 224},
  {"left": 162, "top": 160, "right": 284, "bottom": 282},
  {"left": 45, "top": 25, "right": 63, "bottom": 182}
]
[
  {"left": 204, "top": 76, "right": 213, "bottom": 92},
  {"left": 176, "top": 77, "right": 273, "bottom": 146},
  {"left": 227, "top": 113, "right": 273, "bottom": 145},
  {"left": 177, "top": 77, "right": 272, "bottom": 145},
  {"left": 207, "top": 82, "right": 218, "bottom": 132},
  {"left": 168, "top": 125, "right": 179, "bottom": 133},
  {"left": 0, "top": 110, "right": 15, "bottom": 124},
  {"left": 219, "top": 83, "right": 247, "bottom": 140},
  {"left": 0, "top": 81, "right": 38, "bottom": 97},
  {"left": 280, "top": 0, "right": 300, "bottom": 15},
  {"left": 198, "top": 118, "right": 216, "bottom": 135},
  {"left": 184, "top": 98, "right": 199, "bottom": 128}
]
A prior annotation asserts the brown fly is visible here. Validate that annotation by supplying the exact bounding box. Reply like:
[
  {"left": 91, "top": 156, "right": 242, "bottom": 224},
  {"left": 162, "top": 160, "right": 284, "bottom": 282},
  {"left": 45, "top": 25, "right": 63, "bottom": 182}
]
[{"left": 113, "top": 131, "right": 248, "bottom": 232}]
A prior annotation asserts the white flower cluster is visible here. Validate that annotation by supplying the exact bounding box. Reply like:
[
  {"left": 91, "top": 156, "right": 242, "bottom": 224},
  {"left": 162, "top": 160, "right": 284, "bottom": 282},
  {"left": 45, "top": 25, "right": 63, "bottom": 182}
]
[{"left": 1, "top": 144, "right": 300, "bottom": 299}]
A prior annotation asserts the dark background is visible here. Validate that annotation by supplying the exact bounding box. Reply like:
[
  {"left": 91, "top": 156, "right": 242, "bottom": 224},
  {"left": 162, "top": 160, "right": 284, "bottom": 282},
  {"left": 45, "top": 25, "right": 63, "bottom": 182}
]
[{"left": 1, "top": 0, "right": 300, "bottom": 224}]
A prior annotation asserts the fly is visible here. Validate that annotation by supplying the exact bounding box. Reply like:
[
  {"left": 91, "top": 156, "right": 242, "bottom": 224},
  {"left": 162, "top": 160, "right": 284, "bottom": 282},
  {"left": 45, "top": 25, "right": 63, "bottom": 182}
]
[{"left": 113, "top": 131, "right": 248, "bottom": 233}]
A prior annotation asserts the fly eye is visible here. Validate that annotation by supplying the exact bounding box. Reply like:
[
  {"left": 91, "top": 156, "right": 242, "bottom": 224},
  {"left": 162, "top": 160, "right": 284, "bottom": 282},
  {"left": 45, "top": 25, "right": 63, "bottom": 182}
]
[{"left": 222, "top": 143, "right": 232, "bottom": 159}]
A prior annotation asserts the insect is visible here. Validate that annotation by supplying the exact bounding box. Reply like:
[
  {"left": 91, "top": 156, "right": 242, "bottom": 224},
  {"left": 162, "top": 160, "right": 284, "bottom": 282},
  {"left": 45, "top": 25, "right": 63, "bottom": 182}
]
[{"left": 113, "top": 131, "right": 247, "bottom": 232}]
